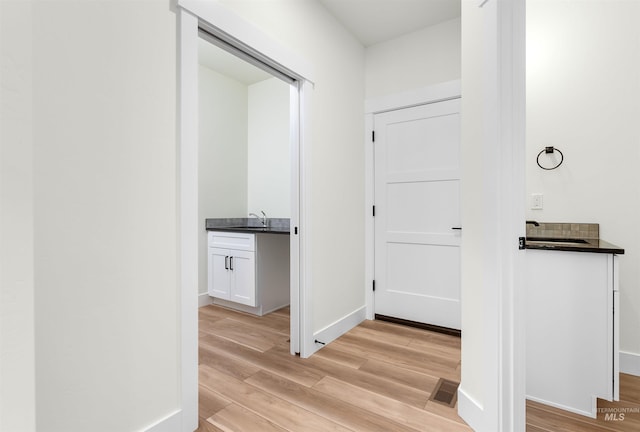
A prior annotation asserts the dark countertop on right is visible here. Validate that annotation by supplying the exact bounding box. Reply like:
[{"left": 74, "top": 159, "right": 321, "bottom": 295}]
[
  {"left": 524, "top": 222, "right": 624, "bottom": 255},
  {"left": 525, "top": 237, "right": 624, "bottom": 254}
]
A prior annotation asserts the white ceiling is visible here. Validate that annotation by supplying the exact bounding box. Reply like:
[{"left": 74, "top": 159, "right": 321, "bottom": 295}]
[
  {"left": 320, "top": 0, "right": 461, "bottom": 47},
  {"left": 198, "top": 38, "right": 272, "bottom": 85}
]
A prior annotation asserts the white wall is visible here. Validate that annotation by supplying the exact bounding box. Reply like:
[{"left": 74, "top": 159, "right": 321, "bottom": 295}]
[
  {"left": 0, "top": 1, "right": 36, "bottom": 430},
  {"left": 198, "top": 65, "right": 249, "bottom": 219},
  {"left": 527, "top": 0, "right": 640, "bottom": 367},
  {"left": 198, "top": 65, "right": 249, "bottom": 296},
  {"left": 217, "top": 0, "right": 366, "bottom": 334},
  {"left": 29, "top": 2, "right": 180, "bottom": 430},
  {"left": 365, "top": 17, "right": 461, "bottom": 99},
  {"left": 247, "top": 77, "right": 291, "bottom": 218}
]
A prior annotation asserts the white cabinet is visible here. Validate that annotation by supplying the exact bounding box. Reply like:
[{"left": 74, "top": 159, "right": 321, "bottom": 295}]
[
  {"left": 208, "top": 247, "right": 256, "bottom": 306},
  {"left": 526, "top": 250, "right": 619, "bottom": 417},
  {"left": 207, "top": 232, "right": 256, "bottom": 307},
  {"left": 207, "top": 231, "right": 289, "bottom": 315}
]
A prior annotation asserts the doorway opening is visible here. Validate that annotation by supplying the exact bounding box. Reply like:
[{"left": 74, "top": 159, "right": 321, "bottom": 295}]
[
  {"left": 194, "top": 26, "right": 304, "bottom": 348},
  {"left": 177, "top": 3, "right": 315, "bottom": 430},
  {"left": 197, "top": 28, "right": 296, "bottom": 337}
]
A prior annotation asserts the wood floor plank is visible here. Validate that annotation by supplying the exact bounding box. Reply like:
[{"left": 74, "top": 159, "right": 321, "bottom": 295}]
[
  {"left": 199, "top": 317, "right": 225, "bottom": 335},
  {"left": 596, "top": 400, "right": 640, "bottom": 431},
  {"left": 200, "top": 333, "right": 324, "bottom": 387},
  {"left": 199, "top": 305, "right": 289, "bottom": 333},
  {"left": 199, "top": 363, "right": 352, "bottom": 432},
  {"left": 331, "top": 334, "right": 460, "bottom": 382},
  {"left": 246, "top": 369, "right": 418, "bottom": 432},
  {"left": 407, "top": 337, "right": 462, "bottom": 360},
  {"left": 359, "top": 319, "right": 461, "bottom": 349},
  {"left": 313, "top": 376, "right": 472, "bottom": 432},
  {"left": 198, "top": 384, "right": 232, "bottom": 420},
  {"left": 269, "top": 306, "right": 290, "bottom": 317},
  {"left": 358, "top": 358, "right": 440, "bottom": 394},
  {"left": 527, "top": 401, "right": 616, "bottom": 432},
  {"left": 528, "top": 397, "right": 640, "bottom": 432},
  {"left": 339, "top": 332, "right": 458, "bottom": 369},
  {"left": 203, "top": 317, "right": 287, "bottom": 352},
  {"left": 208, "top": 403, "right": 288, "bottom": 432},
  {"left": 269, "top": 343, "right": 431, "bottom": 408},
  {"left": 213, "top": 314, "right": 289, "bottom": 340},
  {"left": 525, "top": 425, "right": 553, "bottom": 432},
  {"left": 620, "top": 373, "right": 640, "bottom": 404},
  {"left": 311, "top": 344, "right": 367, "bottom": 369},
  {"left": 195, "top": 418, "right": 226, "bottom": 432},
  {"left": 348, "top": 324, "right": 413, "bottom": 347},
  {"left": 424, "top": 400, "right": 468, "bottom": 425},
  {"left": 198, "top": 305, "right": 240, "bottom": 321},
  {"left": 348, "top": 323, "right": 462, "bottom": 366},
  {"left": 199, "top": 343, "right": 261, "bottom": 381}
]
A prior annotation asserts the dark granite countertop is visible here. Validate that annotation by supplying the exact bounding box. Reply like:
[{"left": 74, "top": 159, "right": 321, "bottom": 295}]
[
  {"left": 524, "top": 222, "right": 623, "bottom": 254},
  {"left": 525, "top": 237, "right": 624, "bottom": 254},
  {"left": 205, "top": 218, "right": 290, "bottom": 235}
]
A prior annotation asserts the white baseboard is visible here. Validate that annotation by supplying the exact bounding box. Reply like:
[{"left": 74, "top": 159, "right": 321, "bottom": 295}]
[
  {"left": 311, "top": 306, "right": 366, "bottom": 355},
  {"left": 144, "top": 409, "right": 181, "bottom": 432},
  {"left": 620, "top": 351, "right": 640, "bottom": 376},
  {"left": 212, "top": 297, "right": 264, "bottom": 315},
  {"left": 457, "top": 387, "right": 485, "bottom": 431},
  {"left": 525, "top": 395, "right": 596, "bottom": 418},
  {"left": 198, "top": 292, "right": 213, "bottom": 308}
]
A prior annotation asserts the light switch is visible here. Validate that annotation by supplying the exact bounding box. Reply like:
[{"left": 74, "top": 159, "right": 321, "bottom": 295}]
[{"left": 531, "top": 193, "right": 543, "bottom": 210}]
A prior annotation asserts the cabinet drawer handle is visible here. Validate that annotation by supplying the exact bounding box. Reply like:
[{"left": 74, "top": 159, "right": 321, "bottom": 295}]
[
  {"left": 229, "top": 256, "right": 234, "bottom": 271},
  {"left": 225, "top": 256, "right": 229, "bottom": 270}
]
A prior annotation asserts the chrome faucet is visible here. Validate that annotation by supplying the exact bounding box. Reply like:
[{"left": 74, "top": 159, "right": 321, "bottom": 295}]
[
  {"left": 526, "top": 220, "right": 540, "bottom": 227},
  {"left": 249, "top": 211, "right": 268, "bottom": 227}
]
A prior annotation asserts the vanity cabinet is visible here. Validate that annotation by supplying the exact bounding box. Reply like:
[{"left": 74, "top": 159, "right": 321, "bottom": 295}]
[
  {"left": 208, "top": 246, "right": 256, "bottom": 306},
  {"left": 526, "top": 250, "right": 619, "bottom": 417},
  {"left": 207, "top": 230, "right": 289, "bottom": 315}
]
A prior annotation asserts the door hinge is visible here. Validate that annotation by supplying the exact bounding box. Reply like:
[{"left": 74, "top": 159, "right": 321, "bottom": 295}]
[
  {"left": 372, "top": 205, "right": 376, "bottom": 217},
  {"left": 372, "top": 280, "right": 376, "bottom": 291},
  {"left": 372, "top": 130, "right": 375, "bottom": 142},
  {"left": 519, "top": 237, "right": 526, "bottom": 250}
]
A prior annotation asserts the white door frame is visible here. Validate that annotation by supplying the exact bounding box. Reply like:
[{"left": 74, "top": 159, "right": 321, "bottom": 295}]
[
  {"left": 176, "top": 1, "right": 315, "bottom": 430},
  {"left": 364, "top": 80, "right": 462, "bottom": 320},
  {"left": 455, "top": 1, "right": 526, "bottom": 431},
  {"left": 490, "top": 0, "right": 526, "bottom": 429}
]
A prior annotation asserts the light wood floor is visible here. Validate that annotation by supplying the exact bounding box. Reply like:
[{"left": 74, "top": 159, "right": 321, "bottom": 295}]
[
  {"left": 195, "top": 304, "right": 640, "bottom": 432},
  {"left": 196, "top": 304, "right": 470, "bottom": 432},
  {"left": 526, "top": 374, "right": 640, "bottom": 432}
]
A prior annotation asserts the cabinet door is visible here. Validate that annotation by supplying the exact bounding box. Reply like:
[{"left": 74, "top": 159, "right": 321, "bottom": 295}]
[
  {"left": 229, "top": 250, "right": 256, "bottom": 306},
  {"left": 208, "top": 247, "right": 230, "bottom": 300}
]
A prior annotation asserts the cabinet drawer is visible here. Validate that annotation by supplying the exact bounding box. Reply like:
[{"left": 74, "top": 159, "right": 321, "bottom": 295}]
[{"left": 208, "top": 231, "right": 255, "bottom": 251}]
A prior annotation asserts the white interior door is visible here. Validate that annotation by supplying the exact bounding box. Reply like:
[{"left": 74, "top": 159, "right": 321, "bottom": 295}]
[{"left": 374, "top": 98, "right": 461, "bottom": 330}]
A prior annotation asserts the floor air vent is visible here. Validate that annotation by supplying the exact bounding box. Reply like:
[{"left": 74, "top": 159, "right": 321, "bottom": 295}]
[{"left": 430, "top": 378, "right": 459, "bottom": 407}]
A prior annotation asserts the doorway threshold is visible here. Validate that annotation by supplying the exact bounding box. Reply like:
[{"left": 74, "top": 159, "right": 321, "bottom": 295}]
[{"left": 375, "top": 314, "right": 461, "bottom": 337}]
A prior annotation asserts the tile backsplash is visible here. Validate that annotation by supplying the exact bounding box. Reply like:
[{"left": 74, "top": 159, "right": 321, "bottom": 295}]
[{"left": 526, "top": 222, "right": 599, "bottom": 240}]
